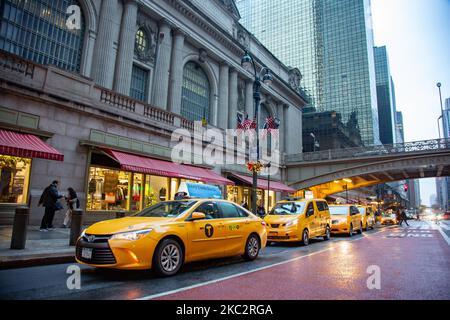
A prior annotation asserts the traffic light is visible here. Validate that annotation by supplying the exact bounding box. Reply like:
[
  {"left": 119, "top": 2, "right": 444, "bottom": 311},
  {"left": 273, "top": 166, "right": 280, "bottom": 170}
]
[{"left": 404, "top": 183, "right": 408, "bottom": 192}]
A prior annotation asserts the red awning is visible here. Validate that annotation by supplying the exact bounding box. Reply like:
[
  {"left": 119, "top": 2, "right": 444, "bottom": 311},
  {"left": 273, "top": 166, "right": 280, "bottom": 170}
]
[
  {"left": 0, "top": 129, "right": 64, "bottom": 161},
  {"left": 229, "top": 173, "right": 295, "bottom": 193},
  {"left": 104, "top": 149, "right": 233, "bottom": 185}
]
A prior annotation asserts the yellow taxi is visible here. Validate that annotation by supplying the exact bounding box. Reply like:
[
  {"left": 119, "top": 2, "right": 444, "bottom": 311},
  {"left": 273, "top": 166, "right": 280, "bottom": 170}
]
[
  {"left": 263, "top": 198, "right": 332, "bottom": 246},
  {"left": 380, "top": 212, "right": 397, "bottom": 225},
  {"left": 357, "top": 205, "right": 375, "bottom": 230},
  {"left": 329, "top": 204, "right": 363, "bottom": 236},
  {"left": 76, "top": 199, "right": 267, "bottom": 276}
]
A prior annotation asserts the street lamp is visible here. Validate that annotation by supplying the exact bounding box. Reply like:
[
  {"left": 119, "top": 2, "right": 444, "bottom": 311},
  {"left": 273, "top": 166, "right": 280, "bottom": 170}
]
[
  {"left": 241, "top": 50, "right": 273, "bottom": 214},
  {"left": 265, "top": 162, "right": 271, "bottom": 213}
]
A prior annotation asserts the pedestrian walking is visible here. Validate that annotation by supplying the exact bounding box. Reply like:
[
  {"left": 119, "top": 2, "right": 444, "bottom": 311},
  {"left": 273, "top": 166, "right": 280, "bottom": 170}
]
[
  {"left": 256, "top": 202, "right": 266, "bottom": 217},
  {"left": 38, "top": 180, "right": 63, "bottom": 231},
  {"left": 63, "top": 187, "right": 80, "bottom": 228},
  {"left": 399, "top": 208, "right": 410, "bottom": 227}
]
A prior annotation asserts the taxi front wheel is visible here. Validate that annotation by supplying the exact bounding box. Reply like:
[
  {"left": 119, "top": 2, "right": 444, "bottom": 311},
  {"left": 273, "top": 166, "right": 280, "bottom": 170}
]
[
  {"left": 242, "top": 234, "right": 260, "bottom": 261},
  {"left": 153, "top": 238, "right": 183, "bottom": 277},
  {"left": 302, "top": 229, "right": 309, "bottom": 246}
]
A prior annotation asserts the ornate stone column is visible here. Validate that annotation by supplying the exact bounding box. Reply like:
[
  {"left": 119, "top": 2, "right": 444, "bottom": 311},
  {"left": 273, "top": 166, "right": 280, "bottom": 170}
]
[
  {"left": 152, "top": 19, "right": 173, "bottom": 110},
  {"left": 245, "top": 79, "right": 254, "bottom": 119},
  {"left": 168, "top": 29, "right": 186, "bottom": 115},
  {"left": 217, "top": 63, "right": 229, "bottom": 129},
  {"left": 228, "top": 68, "right": 238, "bottom": 128},
  {"left": 113, "top": 0, "right": 138, "bottom": 95},
  {"left": 91, "top": 0, "right": 118, "bottom": 89}
]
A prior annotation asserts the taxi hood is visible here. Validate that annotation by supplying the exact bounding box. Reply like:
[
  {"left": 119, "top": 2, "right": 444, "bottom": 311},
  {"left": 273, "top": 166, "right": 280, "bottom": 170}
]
[
  {"left": 85, "top": 217, "right": 175, "bottom": 235},
  {"left": 264, "top": 214, "right": 301, "bottom": 224}
]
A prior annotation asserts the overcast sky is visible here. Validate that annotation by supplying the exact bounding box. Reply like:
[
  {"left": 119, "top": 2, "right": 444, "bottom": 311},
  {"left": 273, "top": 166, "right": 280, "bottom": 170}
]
[{"left": 371, "top": 0, "right": 450, "bottom": 206}]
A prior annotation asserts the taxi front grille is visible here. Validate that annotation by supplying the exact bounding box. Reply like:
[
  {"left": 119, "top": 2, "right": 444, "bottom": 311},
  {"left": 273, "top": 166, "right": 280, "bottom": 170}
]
[
  {"left": 268, "top": 235, "right": 290, "bottom": 240},
  {"left": 76, "top": 237, "right": 116, "bottom": 265},
  {"left": 76, "top": 246, "right": 116, "bottom": 265}
]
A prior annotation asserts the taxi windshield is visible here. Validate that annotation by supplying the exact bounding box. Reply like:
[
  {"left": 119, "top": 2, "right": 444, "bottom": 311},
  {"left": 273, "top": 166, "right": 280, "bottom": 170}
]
[
  {"left": 329, "top": 206, "right": 349, "bottom": 215},
  {"left": 135, "top": 201, "right": 197, "bottom": 218},
  {"left": 269, "top": 202, "right": 306, "bottom": 215}
]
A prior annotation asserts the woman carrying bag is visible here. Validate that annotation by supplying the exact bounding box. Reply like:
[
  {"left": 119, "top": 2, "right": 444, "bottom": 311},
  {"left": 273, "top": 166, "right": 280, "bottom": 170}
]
[{"left": 63, "top": 187, "right": 80, "bottom": 228}]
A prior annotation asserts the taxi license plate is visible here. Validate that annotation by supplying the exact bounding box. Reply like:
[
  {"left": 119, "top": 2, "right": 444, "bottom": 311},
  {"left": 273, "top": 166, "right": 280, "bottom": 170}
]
[
  {"left": 81, "top": 248, "right": 93, "bottom": 259},
  {"left": 269, "top": 231, "right": 278, "bottom": 236}
]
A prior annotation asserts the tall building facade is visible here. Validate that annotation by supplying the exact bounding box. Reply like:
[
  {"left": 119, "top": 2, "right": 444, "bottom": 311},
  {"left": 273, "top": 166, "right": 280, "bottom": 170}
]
[
  {"left": 0, "top": 0, "right": 306, "bottom": 225},
  {"left": 374, "top": 46, "right": 396, "bottom": 144},
  {"left": 237, "top": 0, "right": 380, "bottom": 146},
  {"left": 395, "top": 111, "right": 404, "bottom": 143},
  {"left": 436, "top": 97, "right": 450, "bottom": 212}
]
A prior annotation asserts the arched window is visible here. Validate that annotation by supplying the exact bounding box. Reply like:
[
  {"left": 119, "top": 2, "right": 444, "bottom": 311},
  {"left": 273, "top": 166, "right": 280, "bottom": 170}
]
[
  {"left": 0, "top": 0, "right": 85, "bottom": 73},
  {"left": 181, "top": 61, "right": 210, "bottom": 122},
  {"left": 135, "top": 28, "right": 148, "bottom": 54}
]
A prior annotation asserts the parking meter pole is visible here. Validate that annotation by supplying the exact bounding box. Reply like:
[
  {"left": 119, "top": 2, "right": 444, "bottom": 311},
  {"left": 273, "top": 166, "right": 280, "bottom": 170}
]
[
  {"left": 70, "top": 209, "right": 83, "bottom": 246},
  {"left": 10, "top": 206, "right": 30, "bottom": 250}
]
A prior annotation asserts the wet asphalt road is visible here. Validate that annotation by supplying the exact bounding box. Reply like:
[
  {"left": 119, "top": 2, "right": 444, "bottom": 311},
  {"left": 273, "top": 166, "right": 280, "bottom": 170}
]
[{"left": 1, "top": 221, "right": 449, "bottom": 300}]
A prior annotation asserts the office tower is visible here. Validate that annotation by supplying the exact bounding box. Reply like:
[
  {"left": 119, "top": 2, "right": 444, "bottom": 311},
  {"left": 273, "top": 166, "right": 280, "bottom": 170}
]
[
  {"left": 374, "top": 46, "right": 396, "bottom": 144},
  {"left": 395, "top": 111, "right": 404, "bottom": 143},
  {"left": 237, "top": 0, "right": 380, "bottom": 146}
]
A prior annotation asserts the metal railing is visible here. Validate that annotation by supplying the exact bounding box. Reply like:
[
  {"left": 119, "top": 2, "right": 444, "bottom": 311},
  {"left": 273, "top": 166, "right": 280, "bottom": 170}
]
[{"left": 287, "top": 138, "right": 450, "bottom": 163}]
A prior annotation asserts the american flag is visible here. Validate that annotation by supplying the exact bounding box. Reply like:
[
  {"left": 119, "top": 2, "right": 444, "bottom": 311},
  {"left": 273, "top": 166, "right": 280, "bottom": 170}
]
[
  {"left": 263, "top": 116, "right": 280, "bottom": 137},
  {"left": 237, "top": 114, "right": 256, "bottom": 131}
]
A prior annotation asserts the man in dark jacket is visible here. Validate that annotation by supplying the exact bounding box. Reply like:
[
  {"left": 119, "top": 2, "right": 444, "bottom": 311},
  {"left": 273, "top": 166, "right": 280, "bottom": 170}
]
[
  {"left": 399, "top": 208, "right": 410, "bottom": 227},
  {"left": 39, "top": 180, "right": 63, "bottom": 231}
]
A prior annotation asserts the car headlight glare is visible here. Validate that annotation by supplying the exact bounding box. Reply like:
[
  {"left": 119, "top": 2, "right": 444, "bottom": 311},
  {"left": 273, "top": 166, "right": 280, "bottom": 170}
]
[
  {"left": 111, "top": 228, "right": 153, "bottom": 241},
  {"left": 285, "top": 219, "right": 298, "bottom": 227}
]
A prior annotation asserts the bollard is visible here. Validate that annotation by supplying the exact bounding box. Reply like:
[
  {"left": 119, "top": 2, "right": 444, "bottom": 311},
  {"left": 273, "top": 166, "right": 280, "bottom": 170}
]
[
  {"left": 116, "top": 211, "right": 126, "bottom": 219},
  {"left": 70, "top": 208, "right": 83, "bottom": 246},
  {"left": 10, "top": 206, "right": 30, "bottom": 250}
]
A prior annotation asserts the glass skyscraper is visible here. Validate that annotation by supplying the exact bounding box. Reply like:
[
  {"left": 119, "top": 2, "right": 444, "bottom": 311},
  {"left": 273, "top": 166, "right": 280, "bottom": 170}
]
[
  {"left": 374, "top": 46, "right": 396, "bottom": 144},
  {"left": 236, "top": 0, "right": 380, "bottom": 146}
]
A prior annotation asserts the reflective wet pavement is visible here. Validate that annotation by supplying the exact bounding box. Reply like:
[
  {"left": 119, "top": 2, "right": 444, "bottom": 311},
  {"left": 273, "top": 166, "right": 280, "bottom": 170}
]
[{"left": 1, "top": 221, "right": 449, "bottom": 300}]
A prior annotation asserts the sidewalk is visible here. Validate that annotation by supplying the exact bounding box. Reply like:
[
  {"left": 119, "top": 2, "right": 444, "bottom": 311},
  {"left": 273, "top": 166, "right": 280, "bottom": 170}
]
[{"left": 0, "top": 226, "right": 77, "bottom": 269}]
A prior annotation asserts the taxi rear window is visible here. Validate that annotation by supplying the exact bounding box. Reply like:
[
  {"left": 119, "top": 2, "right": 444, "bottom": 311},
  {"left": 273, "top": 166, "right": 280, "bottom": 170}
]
[{"left": 135, "top": 201, "right": 197, "bottom": 217}]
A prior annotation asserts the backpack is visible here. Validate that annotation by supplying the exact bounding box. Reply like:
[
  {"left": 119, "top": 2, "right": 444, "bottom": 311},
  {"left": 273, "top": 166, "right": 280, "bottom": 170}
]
[{"left": 38, "top": 186, "right": 51, "bottom": 206}]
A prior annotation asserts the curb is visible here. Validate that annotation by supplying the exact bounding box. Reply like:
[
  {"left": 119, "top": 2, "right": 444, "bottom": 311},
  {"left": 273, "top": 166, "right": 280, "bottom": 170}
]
[{"left": 0, "top": 253, "right": 76, "bottom": 270}]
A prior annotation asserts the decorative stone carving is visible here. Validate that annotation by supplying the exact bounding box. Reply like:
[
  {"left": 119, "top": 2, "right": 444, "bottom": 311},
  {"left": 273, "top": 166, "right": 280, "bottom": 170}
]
[
  {"left": 198, "top": 48, "right": 208, "bottom": 63},
  {"left": 235, "top": 24, "right": 249, "bottom": 48},
  {"left": 135, "top": 14, "right": 157, "bottom": 64},
  {"left": 288, "top": 68, "right": 302, "bottom": 91}
]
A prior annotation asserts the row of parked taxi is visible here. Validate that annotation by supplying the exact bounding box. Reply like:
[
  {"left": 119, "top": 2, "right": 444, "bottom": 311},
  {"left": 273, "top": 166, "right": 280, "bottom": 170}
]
[
  {"left": 264, "top": 197, "right": 375, "bottom": 246},
  {"left": 75, "top": 193, "right": 378, "bottom": 276}
]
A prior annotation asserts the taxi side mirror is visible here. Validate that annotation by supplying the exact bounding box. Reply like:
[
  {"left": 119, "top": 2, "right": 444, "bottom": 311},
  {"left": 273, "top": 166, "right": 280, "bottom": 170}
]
[{"left": 190, "top": 212, "right": 206, "bottom": 220}]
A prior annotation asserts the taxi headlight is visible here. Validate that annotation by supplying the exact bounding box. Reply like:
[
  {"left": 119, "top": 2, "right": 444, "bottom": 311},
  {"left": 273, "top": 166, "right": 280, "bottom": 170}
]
[
  {"left": 111, "top": 228, "right": 153, "bottom": 241},
  {"left": 285, "top": 219, "right": 298, "bottom": 227}
]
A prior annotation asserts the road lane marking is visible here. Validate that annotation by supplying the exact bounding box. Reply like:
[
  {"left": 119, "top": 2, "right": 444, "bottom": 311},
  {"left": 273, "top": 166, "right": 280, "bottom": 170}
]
[
  {"left": 136, "top": 227, "right": 389, "bottom": 300},
  {"left": 427, "top": 222, "right": 450, "bottom": 247}
]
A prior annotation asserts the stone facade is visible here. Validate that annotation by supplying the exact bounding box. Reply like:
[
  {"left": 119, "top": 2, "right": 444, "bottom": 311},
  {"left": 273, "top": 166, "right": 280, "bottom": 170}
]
[{"left": 0, "top": 0, "right": 307, "bottom": 225}]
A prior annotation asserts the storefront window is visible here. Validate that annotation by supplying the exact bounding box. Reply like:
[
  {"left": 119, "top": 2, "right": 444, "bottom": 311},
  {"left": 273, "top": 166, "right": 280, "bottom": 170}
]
[
  {"left": 131, "top": 173, "right": 143, "bottom": 211},
  {"left": 87, "top": 167, "right": 130, "bottom": 211},
  {"left": 144, "top": 175, "right": 169, "bottom": 208},
  {"left": 0, "top": 156, "right": 31, "bottom": 204}
]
